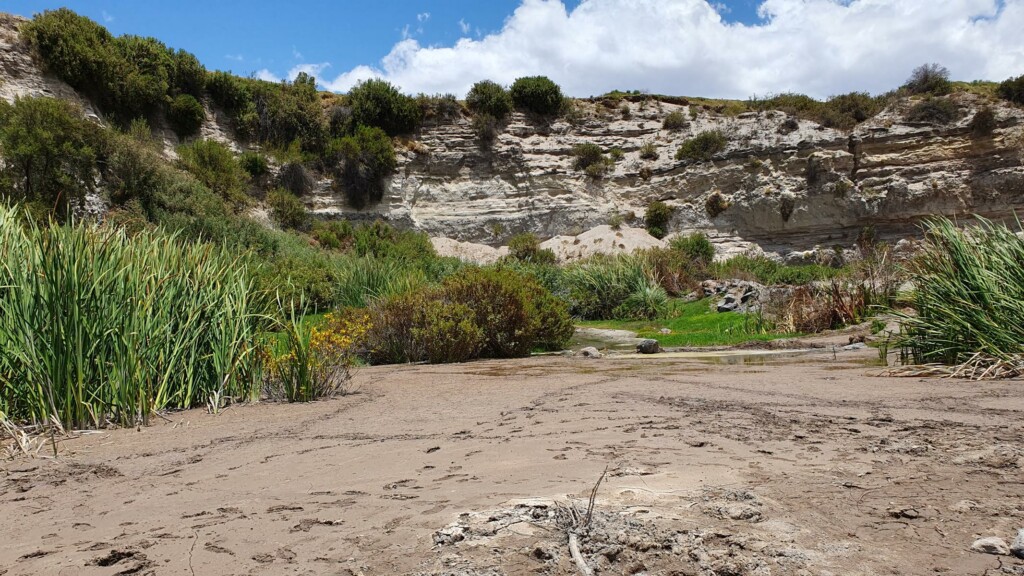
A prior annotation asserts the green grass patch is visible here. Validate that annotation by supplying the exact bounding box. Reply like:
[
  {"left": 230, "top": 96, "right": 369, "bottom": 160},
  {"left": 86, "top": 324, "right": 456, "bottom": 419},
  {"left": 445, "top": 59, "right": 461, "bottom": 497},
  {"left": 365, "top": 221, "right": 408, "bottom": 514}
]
[{"left": 578, "top": 298, "right": 799, "bottom": 347}]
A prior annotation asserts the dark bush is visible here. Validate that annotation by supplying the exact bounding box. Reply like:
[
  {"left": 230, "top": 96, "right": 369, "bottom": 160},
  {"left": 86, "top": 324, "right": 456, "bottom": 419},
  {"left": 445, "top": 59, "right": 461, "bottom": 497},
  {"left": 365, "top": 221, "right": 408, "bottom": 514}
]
[
  {"left": 277, "top": 162, "right": 316, "bottom": 196},
  {"left": 970, "top": 106, "right": 997, "bottom": 137},
  {"left": 662, "top": 110, "right": 688, "bottom": 130},
  {"left": 176, "top": 139, "right": 250, "bottom": 207},
  {"left": 571, "top": 143, "right": 606, "bottom": 170},
  {"left": 167, "top": 94, "right": 205, "bottom": 138},
  {"left": 23, "top": 9, "right": 117, "bottom": 111},
  {"left": 347, "top": 79, "right": 422, "bottom": 136},
  {"left": 466, "top": 80, "right": 513, "bottom": 121},
  {"left": 507, "top": 233, "right": 556, "bottom": 264},
  {"left": 0, "top": 97, "right": 101, "bottom": 221},
  {"left": 997, "top": 75, "right": 1024, "bottom": 105},
  {"left": 206, "top": 71, "right": 252, "bottom": 115},
  {"left": 903, "top": 63, "right": 952, "bottom": 96},
  {"left": 472, "top": 113, "right": 500, "bottom": 146},
  {"left": 705, "top": 192, "right": 729, "bottom": 218},
  {"left": 169, "top": 49, "right": 205, "bottom": 97},
  {"left": 645, "top": 201, "right": 673, "bottom": 239},
  {"left": 676, "top": 130, "right": 727, "bottom": 162},
  {"left": 510, "top": 76, "right": 564, "bottom": 116},
  {"left": 267, "top": 187, "right": 309, "bottom": 230},
  {"left": 905, "top": 97, "right": 959, "bottom": 124},
  {"left": 334, "top": 125, "right": 396, "bottom": 209},
  {"left": 238, "top": 151, "right": 269, "bottom": 178}
]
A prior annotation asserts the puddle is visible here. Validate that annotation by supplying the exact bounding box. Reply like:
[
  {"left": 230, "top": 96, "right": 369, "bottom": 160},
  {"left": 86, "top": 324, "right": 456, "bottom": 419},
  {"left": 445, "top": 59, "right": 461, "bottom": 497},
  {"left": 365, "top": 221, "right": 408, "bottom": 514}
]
[{"left": 612, "top": 349, "right": 818, "bottom": 365}]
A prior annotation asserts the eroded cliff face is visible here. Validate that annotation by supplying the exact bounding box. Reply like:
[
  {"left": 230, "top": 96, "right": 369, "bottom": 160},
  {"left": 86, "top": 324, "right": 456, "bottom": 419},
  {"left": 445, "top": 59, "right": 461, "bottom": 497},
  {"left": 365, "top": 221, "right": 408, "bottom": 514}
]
[
  {"left": 316, "top": 94, "right": 1023, "bottom": 259},
  {"left": 3, "top": 12, "right": 1022, "bottom": 260}
]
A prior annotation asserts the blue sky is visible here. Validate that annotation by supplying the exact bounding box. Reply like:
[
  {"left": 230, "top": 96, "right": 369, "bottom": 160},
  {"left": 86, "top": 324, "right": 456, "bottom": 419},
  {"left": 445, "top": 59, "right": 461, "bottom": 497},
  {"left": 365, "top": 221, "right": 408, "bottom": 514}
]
[
  {"left": 6, "top": 1, "right": 764, "bottom": 80},
  {"left": 6, "top": 1, "right": 1022, "bottom": 99}
]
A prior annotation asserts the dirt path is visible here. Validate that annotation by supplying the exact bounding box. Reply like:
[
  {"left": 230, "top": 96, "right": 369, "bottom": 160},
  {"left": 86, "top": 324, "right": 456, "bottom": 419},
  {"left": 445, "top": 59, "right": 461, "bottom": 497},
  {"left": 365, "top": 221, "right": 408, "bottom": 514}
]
[{"left": 2, "top": 349, "right": 1022, "bottom": 575}]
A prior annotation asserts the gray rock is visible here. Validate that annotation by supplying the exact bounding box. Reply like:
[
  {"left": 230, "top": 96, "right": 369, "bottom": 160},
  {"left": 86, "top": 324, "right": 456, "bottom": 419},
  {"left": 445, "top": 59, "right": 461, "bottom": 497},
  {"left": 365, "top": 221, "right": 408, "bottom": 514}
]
[
  {"left": 971, "top": 536, "right": 1010, "bottom": 556},
  {"left": 577, "top": 347, "right": 603, "bottom": 359},
  {"left": 1012, "top": 529, "right": 1024, "bottom": 559},
  {"left": 636, "top": 339, "right": 661, "bottom": 354},
  {"left": 842, "top": 342, "right": 868, "bottom": 351}
]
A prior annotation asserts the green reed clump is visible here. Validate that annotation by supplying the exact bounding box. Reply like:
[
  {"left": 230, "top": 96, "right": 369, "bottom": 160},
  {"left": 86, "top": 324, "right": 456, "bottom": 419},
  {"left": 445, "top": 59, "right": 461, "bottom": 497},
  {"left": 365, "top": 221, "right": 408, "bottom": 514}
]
[
  {"left": 897, "top": 217, "right": 1024, "bottom": 364},
  {"left": 0, "top": 205, "right": 266, "bottom": 429},
  {"left": 563, "top": 253, "right": 667, "bottom": 320}
]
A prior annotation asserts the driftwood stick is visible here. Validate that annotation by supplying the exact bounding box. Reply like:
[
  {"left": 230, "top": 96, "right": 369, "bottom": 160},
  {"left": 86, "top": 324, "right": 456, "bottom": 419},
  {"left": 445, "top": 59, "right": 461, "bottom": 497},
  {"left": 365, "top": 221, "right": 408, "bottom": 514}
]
[{"left": 568, "top": 532, "right": 595, "bottom": 576}]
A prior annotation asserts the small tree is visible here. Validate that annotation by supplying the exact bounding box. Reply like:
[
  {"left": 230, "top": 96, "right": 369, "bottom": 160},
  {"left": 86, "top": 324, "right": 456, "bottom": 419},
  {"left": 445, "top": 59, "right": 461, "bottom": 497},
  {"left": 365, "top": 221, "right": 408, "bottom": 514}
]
[
  {"left": 510, "top": 76, "right": 564, "bottom": 116},
  {"left": 466, "top": 80, "right": 513, "bottom": 121},
  {"left": 167, "top": 94, "right": 205, "bottom": 139},
  {"left": 645, "top": 200, "right": 673, "bottom": 239},
  {"left": 903, "top": 63, "right": 952, "bottom": 96},
  {"left": 970, "top": 106, "right": 997, "bottom": 137},
  {"left": 347, "top": 79, "right": 422, "bottom": 136}
]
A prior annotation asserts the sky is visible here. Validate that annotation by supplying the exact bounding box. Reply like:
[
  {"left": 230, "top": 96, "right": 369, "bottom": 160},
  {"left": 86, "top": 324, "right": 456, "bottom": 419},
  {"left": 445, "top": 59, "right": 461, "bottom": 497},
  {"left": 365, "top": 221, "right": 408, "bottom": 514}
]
[{"left": 6, "top": 0, "right": 1024, "bottom": 99}]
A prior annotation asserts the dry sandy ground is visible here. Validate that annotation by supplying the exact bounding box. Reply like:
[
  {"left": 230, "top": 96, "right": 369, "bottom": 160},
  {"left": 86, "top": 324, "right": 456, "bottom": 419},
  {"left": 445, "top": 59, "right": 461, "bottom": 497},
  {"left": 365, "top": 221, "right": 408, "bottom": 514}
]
[{"left": 2, "top": 348, "right": 1023, "bottom": 576}]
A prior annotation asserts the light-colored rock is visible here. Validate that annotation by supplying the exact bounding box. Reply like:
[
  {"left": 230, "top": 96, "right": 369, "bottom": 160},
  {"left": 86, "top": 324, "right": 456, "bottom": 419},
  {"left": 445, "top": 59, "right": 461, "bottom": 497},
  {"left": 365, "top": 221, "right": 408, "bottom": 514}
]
[
  {"left": 430, "top": 237, "right": 508, "bottom": 264},
  {"left": 842, "top": 342, "right": 868, "bottom": 351},
  {"left": 970, "top": 536, "right": 1010, "bottom": 556},
  {"left": 540, "top": 225, "right": 665, "bottom": 263},
  {"left": 1012, "top": 529, "right": 1024, "bottom": 559},
  {"left": 577, "top": 347, "right": 603, "bottom": 359}
]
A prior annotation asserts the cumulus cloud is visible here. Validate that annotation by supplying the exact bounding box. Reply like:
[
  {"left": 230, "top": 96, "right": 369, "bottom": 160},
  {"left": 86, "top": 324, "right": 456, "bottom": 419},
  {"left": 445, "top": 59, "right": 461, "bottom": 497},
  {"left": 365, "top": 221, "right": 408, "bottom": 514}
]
[
  {"left": 254, "top": 69, "right": 281, "bottom": 82},
  {"left": 312, "top": 0, "right": 1024, "bottom": 98}
]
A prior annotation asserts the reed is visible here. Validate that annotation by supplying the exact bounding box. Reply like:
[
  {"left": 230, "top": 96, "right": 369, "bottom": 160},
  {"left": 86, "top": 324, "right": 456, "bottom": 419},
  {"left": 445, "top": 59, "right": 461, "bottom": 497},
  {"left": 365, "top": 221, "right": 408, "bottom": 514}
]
[{"left": 0, "top": 205, "right": 266, "bottom": 429}]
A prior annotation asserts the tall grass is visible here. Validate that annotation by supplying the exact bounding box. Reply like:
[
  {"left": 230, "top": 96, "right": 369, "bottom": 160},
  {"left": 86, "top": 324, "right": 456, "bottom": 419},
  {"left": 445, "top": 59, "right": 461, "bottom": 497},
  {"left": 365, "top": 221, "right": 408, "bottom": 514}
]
[
  {"left": 0, "top": 205, "right": 266, "bottom": 429},
  {"left": 563, "top": 253, "right": 668, "bottom": 320},
  {"left": 897, "top": 217, "right": 1024, "bottom": 364}
]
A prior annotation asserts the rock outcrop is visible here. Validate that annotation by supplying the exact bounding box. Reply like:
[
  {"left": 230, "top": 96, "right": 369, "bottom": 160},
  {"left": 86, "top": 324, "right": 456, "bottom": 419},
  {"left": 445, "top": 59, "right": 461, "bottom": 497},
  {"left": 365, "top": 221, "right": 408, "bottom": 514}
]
[{"left": 3, "top": 11, "right": 1022, "bottom": 259}]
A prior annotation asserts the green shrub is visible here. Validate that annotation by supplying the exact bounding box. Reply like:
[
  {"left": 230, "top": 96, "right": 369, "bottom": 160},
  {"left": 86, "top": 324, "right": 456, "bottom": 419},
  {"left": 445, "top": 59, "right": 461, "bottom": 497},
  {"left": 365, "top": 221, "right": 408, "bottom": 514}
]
[
  {"left": 348, "top": 79, "right": 422, "bottom": 136},
  {"left": 997, "top": 74, "right": 1024, "bottom": 105},
  {"left": 608, "top": 213, "right": 625, "bottom": 230},
  {"left": 442, "top": 267, "right": 573, "bottom": 356},
  {"left": 0, "top": 206, "right": 265, "bottom": 428},
  {"left": 350, "top": 220, "right": 436, "bottom": 262},
  {"left": 207, "top": 70, "right": 252, "bottom": 115},
  {"left": 168, "top": 94, "right": 205, "bottom": 138},
  {"left": 267, "top": 188, "right": 309, "bottom": 230},
  {"left": 508, "top": 232, "right": 556, "bottom": 264},
  {"left": 662, "top": 110, "right": 688, "bottom": 130},
  {"left": 311, "top": 220, "right": 353, "bottom": 250},
  {"left": 905, "top": 97, "right": 959, "bottom": 124},
  {"left": 645, "top": 200, "right": 673, "bottom": 239},
  {"left": 639, "top": 141, "right": 659, "bottom": 160},
  {"left": 902, "top": 63, "right": 952, "bottom": 96},
  {"left": 169, "top": 49, "right": 205, "bottom": 97},
  {"left": 176, "top": 139, "right": 250, "bottom": 207},
  {"left": 970, "top": 106, "right": 997, "bottom": 137},
  {"left": 612, "top": 278, "right": 669, "bottom": 320},
  {"left": 335, "top": 125, "right": 396, "bottom": 208},
  {"left": 277, "top": 161, "right": 315, "bottom": 196},
  {"left": 466, "top": 80, "right": 513, "bottom": 121},
  {"left": 334, "top": 255, "right": 429, "bottom": 309},
  {"left": 749, "top": 92, "right": 884, "bottom": 130},
  {"left": 609, "top": 147, "right": 625, "bottom": 162},
  {"left": 571, "top": 143, "right": 606, "bottom": 170},
  {"left": 414, "top": 300, "right": 485, "bottom": 364},
  {"left": 510, "top": 76, "right": 565, "bottom": 116},
  {"left": 670, "top": 232, "right": 715, "bottom": 266},
  {"left": 267, "top": 308, "right": 367, "bottom": 402},
  {"left": 238, "top": 151, "right": 269, "bottom": 178},
  {"left": 0, "top": 97, "right": 102, "bottom": 221},
  {"left": 364, "top": 267, "right": 572, "bottom": 363},
  {"left": 896, "top": 217, "right": 1024, "bottom": 364},
  {"left": 23, "top": 9, "right": 115, "bottom": 105},
  {"left": 676, "top": 130, "right": 727, "bottom": 162},
  {"left": 417, "top": 93, "right": 462, "bottom": 122}
]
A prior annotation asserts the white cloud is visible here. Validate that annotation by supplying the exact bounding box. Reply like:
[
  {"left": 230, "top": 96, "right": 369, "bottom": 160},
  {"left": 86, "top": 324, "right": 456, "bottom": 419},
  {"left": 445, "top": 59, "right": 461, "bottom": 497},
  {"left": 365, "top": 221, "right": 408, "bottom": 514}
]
[
  {"left": 417, "top": 12, "right": 431, "bottom": 23},
  {"left": 313, "top": 0, "right": 1024, "bottom": 99},
  {"left": 458, "top": 18, "right": 472, "bottom": 34},
  {"left": 254, "top": 69, "right": 281, "bottom": 82},
  {"left": 225, "top": 54, "right": 244, "bottom": 62},
  {"left": 288, "top": 62, "right": 331, "bottom": 80},
  {"left": 101, "top": 10, "right": 114, "bottom": 23}
]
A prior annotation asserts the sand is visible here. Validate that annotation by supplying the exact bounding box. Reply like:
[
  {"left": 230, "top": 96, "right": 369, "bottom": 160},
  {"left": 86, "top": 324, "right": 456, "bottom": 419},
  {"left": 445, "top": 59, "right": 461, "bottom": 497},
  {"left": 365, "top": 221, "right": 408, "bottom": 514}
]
[{"left": 2, "top": 347, "right": 1022, "bottom": 575}]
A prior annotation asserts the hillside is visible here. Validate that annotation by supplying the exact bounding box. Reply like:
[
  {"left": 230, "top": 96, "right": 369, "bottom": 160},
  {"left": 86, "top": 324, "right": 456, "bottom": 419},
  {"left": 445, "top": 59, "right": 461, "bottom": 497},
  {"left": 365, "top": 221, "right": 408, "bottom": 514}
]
[{"left": 2, "top": 10, "right": 1023, "bottom": 262}]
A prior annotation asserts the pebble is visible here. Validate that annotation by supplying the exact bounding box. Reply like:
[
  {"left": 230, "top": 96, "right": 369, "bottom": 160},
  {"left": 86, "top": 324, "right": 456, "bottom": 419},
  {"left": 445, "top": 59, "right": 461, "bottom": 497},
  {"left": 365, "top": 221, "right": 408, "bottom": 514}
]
[{"left": 970, "top": 536, "right": 1010, "bottom": 556}]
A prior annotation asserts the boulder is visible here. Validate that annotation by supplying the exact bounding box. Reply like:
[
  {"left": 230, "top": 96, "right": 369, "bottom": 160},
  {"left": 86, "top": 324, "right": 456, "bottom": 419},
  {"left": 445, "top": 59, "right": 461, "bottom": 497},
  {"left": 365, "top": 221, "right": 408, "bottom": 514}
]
[
  {"left": 1012, "top": 529, "right": 1024, "bottom": 559},
  {"left": 577, "top": 347, "right": 603, "bottom": 359},
  {"left": 971, "top": 536, "right": 1010, "bottom": 556},
  {"left": 636, "top": 339, "right": 661, "bottom": 354}
]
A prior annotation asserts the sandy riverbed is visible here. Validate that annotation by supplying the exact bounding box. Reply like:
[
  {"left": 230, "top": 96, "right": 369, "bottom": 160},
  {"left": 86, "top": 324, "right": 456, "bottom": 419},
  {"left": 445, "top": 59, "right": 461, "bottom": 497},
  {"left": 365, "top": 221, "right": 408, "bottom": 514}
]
[{"left": 2, "top": 347, "right": 1022, "bottom": 575}]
